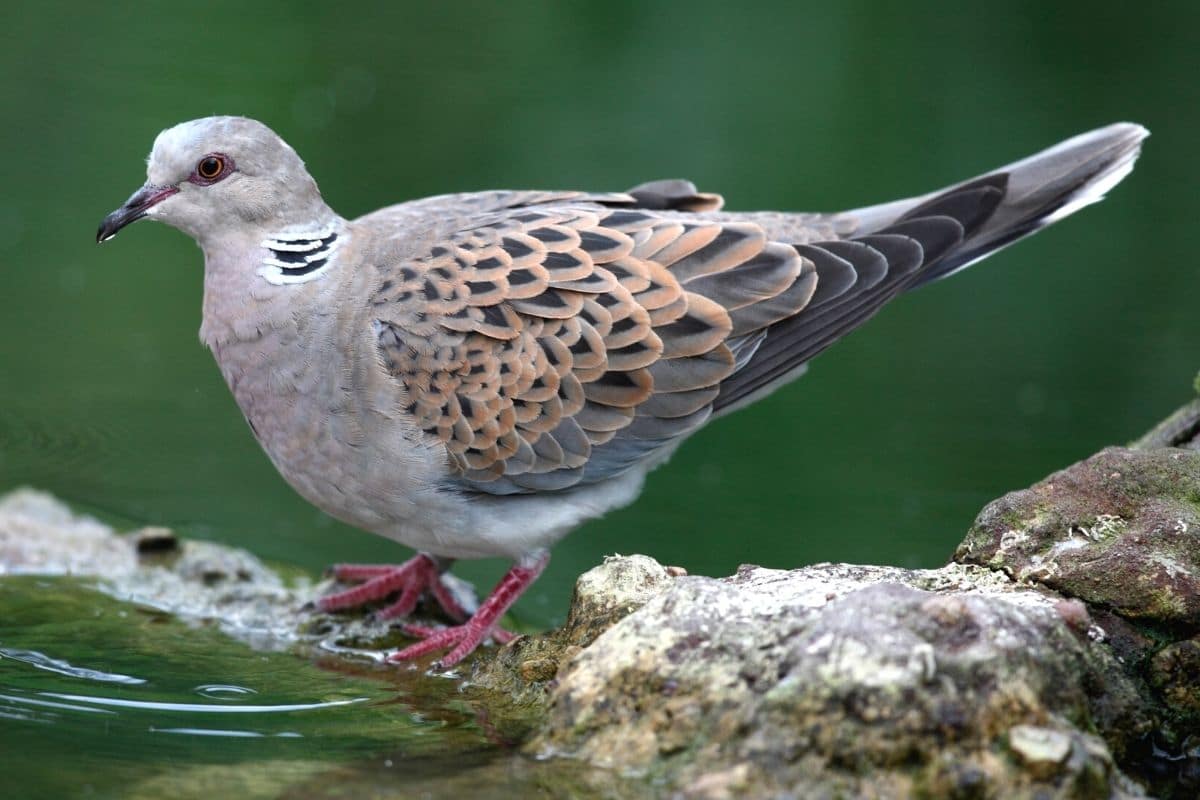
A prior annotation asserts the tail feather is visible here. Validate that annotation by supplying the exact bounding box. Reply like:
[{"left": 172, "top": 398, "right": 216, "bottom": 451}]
[
  {"left": 713, "top": 123, "right": 1147, "bottom": 413},
  {"left": 861, "top": 122, "right": 1148, "bottom": 287}
]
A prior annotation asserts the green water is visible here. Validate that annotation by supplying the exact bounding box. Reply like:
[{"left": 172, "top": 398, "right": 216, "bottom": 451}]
[
  {"left": 0, "top": 577, "right": 632, "bottom": 799},
  {"left": 2, "top": 2, "right": 1198, "bottom": 796}
]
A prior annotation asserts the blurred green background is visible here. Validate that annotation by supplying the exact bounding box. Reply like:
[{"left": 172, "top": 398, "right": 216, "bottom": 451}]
[{"left": 1, "top": 1, "right": 1196, "bottom": 625}]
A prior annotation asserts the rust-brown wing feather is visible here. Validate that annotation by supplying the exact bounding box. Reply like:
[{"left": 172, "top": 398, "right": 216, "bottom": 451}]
[
  {"left": 371, "top": 170, "right": 1022, "bottom": 494},
  {"left": 372, "top": 192, "right": 816, "bottom": 494}
]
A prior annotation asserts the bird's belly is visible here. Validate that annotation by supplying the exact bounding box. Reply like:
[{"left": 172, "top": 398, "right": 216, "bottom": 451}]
[
  {"left": 208, "top": 334, "right": 652, "bottom": 562},
  {"left": 240, "top": 387, "right": 385, "bottom": 528},
  {"left": 247, "top": 408, "right": 486, "bottom": 557}
]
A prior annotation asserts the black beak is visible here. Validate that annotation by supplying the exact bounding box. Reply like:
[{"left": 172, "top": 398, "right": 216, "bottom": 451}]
[{"left": 96, "top": 184, "right": 179, "bottom": 243}]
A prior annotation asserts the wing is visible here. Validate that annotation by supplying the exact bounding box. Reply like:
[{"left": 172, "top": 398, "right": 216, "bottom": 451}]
[
  {"left": 370, "top": 182, "right": 821, "bottom": 494},
  {"left": 371, "top": 176, "right": 999, "bottom": 495}
]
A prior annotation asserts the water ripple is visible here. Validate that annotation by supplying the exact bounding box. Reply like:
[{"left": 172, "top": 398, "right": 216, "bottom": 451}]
[
  {"left": 38, "top": 692, "right": 367, "bottom": 714},
  {"left": 0, "top": 691, "right": 117, "bottom": 715},
  {"left": 0, "top": 647, "right": 146, "bottom": 685},
  {"left": 193, "top": 683, "right": 258, "bottom": 699},
  {"left": 150, "top": 727, "right": 304, "bottom": 738}
]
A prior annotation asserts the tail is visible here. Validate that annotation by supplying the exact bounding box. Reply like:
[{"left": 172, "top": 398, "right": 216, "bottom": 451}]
[
  {"left": 713, "top": 123, "right": 1147, "bottom": 412},
  {"left": 850, "top": 122, "right": 1148, "bottom": 288}
]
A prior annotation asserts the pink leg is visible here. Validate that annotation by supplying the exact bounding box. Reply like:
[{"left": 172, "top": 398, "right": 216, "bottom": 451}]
[
  {"left": 318, "top": 552, "right": 468, "bottom": 622},
  {"left": 388, "top": 552, "right": 549, "bottom": 668},
  {"left": 327, "top": 564, "right": 398, "bottom": 581}
]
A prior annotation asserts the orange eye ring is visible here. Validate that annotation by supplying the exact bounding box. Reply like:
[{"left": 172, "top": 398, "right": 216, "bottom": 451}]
[
  {"left": 189, "top": 153, "right": 234, "bottom": 185},
  {"left": 197, "top": 156, "right": 224, "bottom": 179}
]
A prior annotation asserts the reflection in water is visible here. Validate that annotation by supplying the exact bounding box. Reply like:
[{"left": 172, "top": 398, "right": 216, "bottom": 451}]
[
  {"left": 316, "top": 638, "right": 390, "bottom": 663},
  {"left": 0, "top": 691, "right": 117, "bottom": 715},
  {"left": 194, "top": 683, "right": 258, "bottom": 698},
  {"left": 0, "top": 647, "right": 146, "bottom": 685},
  {"left": 150, "top": 727, "right": 304, "bottom": 738},
  {"left": 36, "top": 691, "right": 367, "bottom": 714}
]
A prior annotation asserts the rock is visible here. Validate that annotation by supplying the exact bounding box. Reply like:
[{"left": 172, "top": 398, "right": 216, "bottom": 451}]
[
  {"left": 567, "top": 553, "right": 677, "bottom": 632},
  {"left": 1149, "top": 637, "right": 1200, "bottom": 723},
  {"left": 1008, "top": 725, "right": 1072, "bottom": 773},
  {"left": 0, "top": 487, "right": 304, "bottom": 649},
  {"left": 0, "top": 488, "right": 137, "bottom": 576},
  {"left": 956, "top": 446, "right": 1200, "bottom": 626},
  {"left": 526, "top": 560, "right": 1153, "bottom": 798},
  {"left": 0, "top": 487, "right": 469, "bottom": 655},
  {"left": 473, "top": 554, "right": 678, "bottom": 702},
  {"left": 1132, "top": 384, "right": 1200, "bottom": 450},
  {"left": 682, "top": 763, "right": 753, "bottom": 800}
]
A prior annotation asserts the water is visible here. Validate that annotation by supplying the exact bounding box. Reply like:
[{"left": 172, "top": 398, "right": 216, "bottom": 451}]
[
  {"left": 0, "top": 577, "right": 620, "bottom": 800},
  {"left": 2, "top": 2, "right": 1198, "bottom": 797}
]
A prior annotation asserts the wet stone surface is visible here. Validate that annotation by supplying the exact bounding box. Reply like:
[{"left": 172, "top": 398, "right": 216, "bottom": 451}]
[{"left": 0, "top": 487, "right": 473, "bottom": 659}]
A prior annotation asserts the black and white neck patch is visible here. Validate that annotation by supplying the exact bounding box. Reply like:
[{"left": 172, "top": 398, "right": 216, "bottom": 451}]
[{"left": 258, "top": 223, "right": 342, "bottom": 285}]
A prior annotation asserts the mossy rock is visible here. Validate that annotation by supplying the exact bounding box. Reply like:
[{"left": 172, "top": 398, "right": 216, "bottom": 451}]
[{"left": 957, "top": 446, "right": 1200, "bottom": 628}]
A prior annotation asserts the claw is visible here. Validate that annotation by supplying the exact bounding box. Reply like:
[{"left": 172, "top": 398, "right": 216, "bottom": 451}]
[
  {"left": 387, "top": 552, "right": 548, "bottom": 667},
  {"left": 317, "top": 553, "right": 467, "bottom": 622},
  {"left": 390, "top": 623, "right": 490, "bottom": 667}
]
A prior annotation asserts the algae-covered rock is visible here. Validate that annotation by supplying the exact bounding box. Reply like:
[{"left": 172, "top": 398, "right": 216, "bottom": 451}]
[
  {"left": 956, "top": 446, "right": 1200, "bottom": 627},
  {"left": 1149, "top": 637, "right": 1200, "bottom": 723},
  {"left": 953, "top": 442, "right": 1200, "bottom": 796}
]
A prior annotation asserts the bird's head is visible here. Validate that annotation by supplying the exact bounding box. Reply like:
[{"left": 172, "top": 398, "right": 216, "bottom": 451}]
[{"left": 97, "top": 116, "right": 327, "bottom": 244}]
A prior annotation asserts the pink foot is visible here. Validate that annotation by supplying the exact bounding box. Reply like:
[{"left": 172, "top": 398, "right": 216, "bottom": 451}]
[
  {"left": 388, "top": 552, "right": 548, "bottom": 668},
  {"left": 318, "top": 553, "right": 468, "bottom": 622}
]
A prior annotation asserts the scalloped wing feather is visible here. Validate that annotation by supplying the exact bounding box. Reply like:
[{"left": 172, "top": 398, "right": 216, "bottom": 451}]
[
  {"left": 372, "top": 188, "right": 820, "bottom": 493},
  {"left": 371, "top": 163, "right": 1032, "bottom": 494}
]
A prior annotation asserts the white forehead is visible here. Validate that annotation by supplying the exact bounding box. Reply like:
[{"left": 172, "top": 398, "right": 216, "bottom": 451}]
[
  {"left": 145, "top": 116, "right": 295, "bottom": 182},
  {"left": 151, "top": 117, "right": 235, "bottom": 162}
]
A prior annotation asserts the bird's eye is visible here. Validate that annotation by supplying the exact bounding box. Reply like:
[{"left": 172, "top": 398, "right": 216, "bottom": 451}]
[
  {"left": 188, "top": 153, "right": 234, "bottom": 185},
  {"left": 197, "top": 156, "right": 224, "bottom": 179}
]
